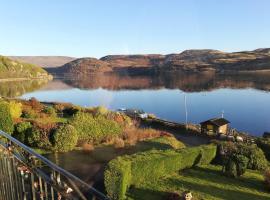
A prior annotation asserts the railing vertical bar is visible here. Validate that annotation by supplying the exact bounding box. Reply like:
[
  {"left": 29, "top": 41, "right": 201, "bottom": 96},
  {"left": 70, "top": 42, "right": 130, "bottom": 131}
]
[
  {"left": 44, "top": 181, "right": 49, "bottom": 200},
  {"left": 39, "top": 175, "right": 44, "bottom": 200},
  {"left": 3, "top": 155, "right": 11, "bottom": 200},
  {"left": 7, "top": 156, "right": 15, "bottom": 200},
  {"left": 50, "top": 172, "right": 55, "bottom": 200},
  {"left": 20, "top": 170, "right": 27, "bottom": 200},
  {"left": 31, "top": 172, "right": 37, "bottom": 200},
  {"left": 0, "top": 152, "right": 5, "bottom": 200},
  {"left": 11, "top": 156, "right": 21, "bottom": 200}
]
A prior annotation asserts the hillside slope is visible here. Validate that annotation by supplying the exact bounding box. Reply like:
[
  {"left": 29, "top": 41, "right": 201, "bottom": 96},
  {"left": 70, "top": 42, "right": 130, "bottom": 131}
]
[
  {"left": 9, "top": 56, "right": 76, "bottom": 68},
  {"left": 48, "top": 48, "right": 270, "bottom": 76},
  {"left": 0, "top": 56, "right": 52, "bottom": 79}
]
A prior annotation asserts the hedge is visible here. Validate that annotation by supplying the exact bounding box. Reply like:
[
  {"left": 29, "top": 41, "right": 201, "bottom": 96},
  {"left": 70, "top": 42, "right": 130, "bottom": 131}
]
[
  {"left": 104, "top": 157, "right": 131, "bottom": 200},
  {"left": 104, "top": 144, "right": 217, "bottom": 200},
  {"left": 0, "top": 101, "right": 14, "bottom": 134},
  {"left": 257, "top": 138, "right": 270, "bottom": 161}
]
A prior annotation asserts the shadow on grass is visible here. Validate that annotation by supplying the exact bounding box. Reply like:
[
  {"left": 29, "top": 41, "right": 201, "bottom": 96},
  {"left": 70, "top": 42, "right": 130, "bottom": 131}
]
[
  {"left": 126, "top": 187, "right": 171, "bottom": 200},
  {"left": 126, "top": 166, "right": 270, "bottom": 200},
  {"left": 165, "top": 176, "right": 269, "bottom": 200},
  {"left": 181, "top": 166, "right": 267, "bottom": 193}
]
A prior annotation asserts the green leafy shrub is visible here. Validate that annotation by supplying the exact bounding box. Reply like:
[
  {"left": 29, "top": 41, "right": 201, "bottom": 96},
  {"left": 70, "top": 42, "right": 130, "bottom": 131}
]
[
  {"left": 14, "top": 121, "right": 32, "bottom": 142},
  {"left": 21, "top": 109, "right": 38, "bottom": 119},
  {"left": 224, "top": 158, "right": 237, "bottom": 178},
  {"left": 197, "top": 144, "right": 218, "bottom": 165},
  {"left": 214, "top": 141, "right": 268, "bottom": 170},
  {"left": 224, "top": 154, "right": 248, "bottom": 177},
  {"left": 257, "top": 138, "right": 270, "bottom": 161},
  {"left": 28, "top": 122, "right": 56, "bottom": 149},
  {"left": 104, "top": 157, "right": 131, "bottom": 200},
  {"left": 8, "top": 101, "right": 22, "bottom": 119},
  {"left": 148, "top": 136, "right": 186, "bottom": 149},
  {"left": 94, "top": 106, "right": 109, "bottom": 116},
  {"left": 69, "top": 112, "right": 122, "bottom": 143},
  {"left": 43, "top": 106, "right": 57, "bottom": 117},
  {"left": 63, "top": 106, "right": 80, "bottom": 117},
  {"left": 0, "top": 101, "right": 14, "bottom": 134},
  {"left": 25, "top": 127, "right": 41, "bottom": 147},
  {"left": 104, "top": 144, "right": 217, "bottom": 199},
  {"left": 52, "top": 124, "right": 78, "bottom": 152}
]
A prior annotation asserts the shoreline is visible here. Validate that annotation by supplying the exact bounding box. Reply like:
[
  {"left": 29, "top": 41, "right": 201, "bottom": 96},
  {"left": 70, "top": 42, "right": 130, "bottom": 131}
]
[{"left": 0, "top": 76, "right": 53, "bottom": 82}]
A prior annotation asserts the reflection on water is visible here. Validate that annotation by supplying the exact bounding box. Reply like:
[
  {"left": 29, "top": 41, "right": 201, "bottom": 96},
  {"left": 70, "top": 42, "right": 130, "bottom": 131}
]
[
  {"left": 14, "top": 72, "right": 270, "bottom": 136},
  {"left": 0, "top": 79, "right": 49, "bottom": 98},
  {"left": 60, "top": 71, "right": 270, "bottom": 92}
]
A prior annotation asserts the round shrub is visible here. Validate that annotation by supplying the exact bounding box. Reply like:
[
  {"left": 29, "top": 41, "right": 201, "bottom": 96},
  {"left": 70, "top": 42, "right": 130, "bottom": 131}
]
[
  {"left": 43, "top": 106, "right": 57, "bottom": 117},
  {"left": 52, "top": 124, "right": 78, "bottom": 152},
  {"left": 14, "top": 121, "right": 32, "bottom": 142},
  {"left": 215, "top": 141, "right": 268, "bottom": 170},
  {"left": 0, "top": 101, "right": 14, "bottom": 134},
  {"left": 224, "top": 158, "right": 238, "bottom": 178},
  {"left": 224, "top": 154, "right": 248, "bottom": 178},
  {"left": 26, "top": 127, "right": 41, "bottom": 147},
  {"left": 94, "top": 106, "right": 108, "bottom": 116},
  {"left": 8, "top": 101, "right": 22, "bottom": 119}
]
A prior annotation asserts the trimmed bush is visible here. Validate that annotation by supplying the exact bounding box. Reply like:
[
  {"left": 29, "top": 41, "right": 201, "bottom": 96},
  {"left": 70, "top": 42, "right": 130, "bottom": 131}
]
[
  {"left": 0, "top": 101, "right": 14, "bottom": 134},
  {"left": 104, "top": 144, "right": 217, "bottom": 199},
  {"left": 257, "top": 138, "right": 270, "bottom": 161},
  {"left": 69, "top": 112, "right": 122, "bottom": 143},
  {"left": 52, "top": 124, "right": 78, "bottom": 152},
  {"left": 8, "top": 101, "right": 22, "bottom": 119},
  {"left": 43, "top": 106, "right": 57, "bottom": 117},
  {"left": 26, "top": 127, "right": 41, "bottom": 147},
  {"left": 130, "top": 148, "right": 200, "bottom": 185},
  {"left": 224, "top": 158, "right": 238, "bottom": 178},
  {"left": 148, "top": 136, "right": 186, "bottom": 150},
  {"left": 104, "top": 157, "right": 131, "bottom": 200},
  {"left": 14, "top": 121, "right": 32, "bottom": 142},
  {"left": 197, "top": 144, "right": 218, "bottom": 165},
  {"left": 224, "top": 154, "right": 248, "bottom": 177},
  {"left": 94, "top": 106, "right": 109, "bottom": 116},
  {"left": 215, "top": 141, "right": 268, "bottom": 170}
]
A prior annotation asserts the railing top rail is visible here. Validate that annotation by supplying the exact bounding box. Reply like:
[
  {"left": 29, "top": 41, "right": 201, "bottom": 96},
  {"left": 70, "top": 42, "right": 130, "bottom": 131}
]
[{"left": 0, "top": 130, "right": 109, "bottom": 200}]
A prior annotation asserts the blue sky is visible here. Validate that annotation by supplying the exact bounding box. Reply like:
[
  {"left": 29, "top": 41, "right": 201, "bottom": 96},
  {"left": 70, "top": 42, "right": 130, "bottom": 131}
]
[{"left": 1, "top": 0, "right": 270, "bottom": 58}]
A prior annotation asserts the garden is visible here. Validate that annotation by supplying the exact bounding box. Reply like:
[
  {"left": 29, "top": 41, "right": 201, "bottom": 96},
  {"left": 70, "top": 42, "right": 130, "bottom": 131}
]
[
  {"left": 0, "top": 97, "right": 184, "bottom": 154},
  {"left": 1, "top": 97, "right": 270, "bottom": 200}
]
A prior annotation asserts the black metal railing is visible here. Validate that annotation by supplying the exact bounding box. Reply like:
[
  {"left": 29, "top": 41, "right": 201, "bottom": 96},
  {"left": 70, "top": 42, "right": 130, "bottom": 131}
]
[{"left": 0, "top": 130, "right": 109, "bottom": 200}]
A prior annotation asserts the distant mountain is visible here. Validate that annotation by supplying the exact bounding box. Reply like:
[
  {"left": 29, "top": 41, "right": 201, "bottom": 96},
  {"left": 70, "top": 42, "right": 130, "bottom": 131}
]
[
  {"left": 0, "top": 56, "right": 52, "bottom": 80},
  {"left": 8, "top": 56, "right": 76, "bottom": 68},
  {"left": 45, "top": 48, "right": 270, "bottom": 76}
]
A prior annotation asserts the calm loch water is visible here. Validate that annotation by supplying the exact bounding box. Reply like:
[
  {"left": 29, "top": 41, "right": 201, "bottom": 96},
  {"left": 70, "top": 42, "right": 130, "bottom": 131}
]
[{"left": 3, "top": 72, "right": 270, "bottom": 136}]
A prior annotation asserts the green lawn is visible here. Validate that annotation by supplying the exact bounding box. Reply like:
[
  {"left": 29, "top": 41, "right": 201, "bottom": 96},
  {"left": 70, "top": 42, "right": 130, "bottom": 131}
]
[{"left": 126, "top": 165, "right": 270, "bottom": 200}]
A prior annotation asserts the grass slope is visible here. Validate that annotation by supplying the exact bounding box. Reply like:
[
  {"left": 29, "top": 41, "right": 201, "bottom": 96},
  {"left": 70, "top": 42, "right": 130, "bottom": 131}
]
[
  {"left": 0, "top": 56, "right": 51, "bottom": 79},
  {"left": 127, "top": 165, "right": 270, "bottom": 200}
]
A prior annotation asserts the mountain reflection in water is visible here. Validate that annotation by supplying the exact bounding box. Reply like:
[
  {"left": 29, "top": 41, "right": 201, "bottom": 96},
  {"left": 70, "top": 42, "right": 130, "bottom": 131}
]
[{"left": 50, "top": 71, "right": 270, "bottom": 92}]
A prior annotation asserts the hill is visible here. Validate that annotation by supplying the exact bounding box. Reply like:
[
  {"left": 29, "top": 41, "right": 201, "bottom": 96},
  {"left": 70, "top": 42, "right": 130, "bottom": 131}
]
[
  {"left": 47, "top": 48, "right": 270, "bottom": 76},
  {"left": 8, "top": 56, "right": 76, "bottom": 68},
  {"left": 0, "top": 56, "right": 52, "bottom": 80}
]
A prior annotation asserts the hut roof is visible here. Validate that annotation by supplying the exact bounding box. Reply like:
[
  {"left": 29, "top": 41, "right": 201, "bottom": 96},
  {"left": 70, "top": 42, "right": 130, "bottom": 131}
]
[{"left": 200, "top": 118, "right": 230, "bottom": 127}]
